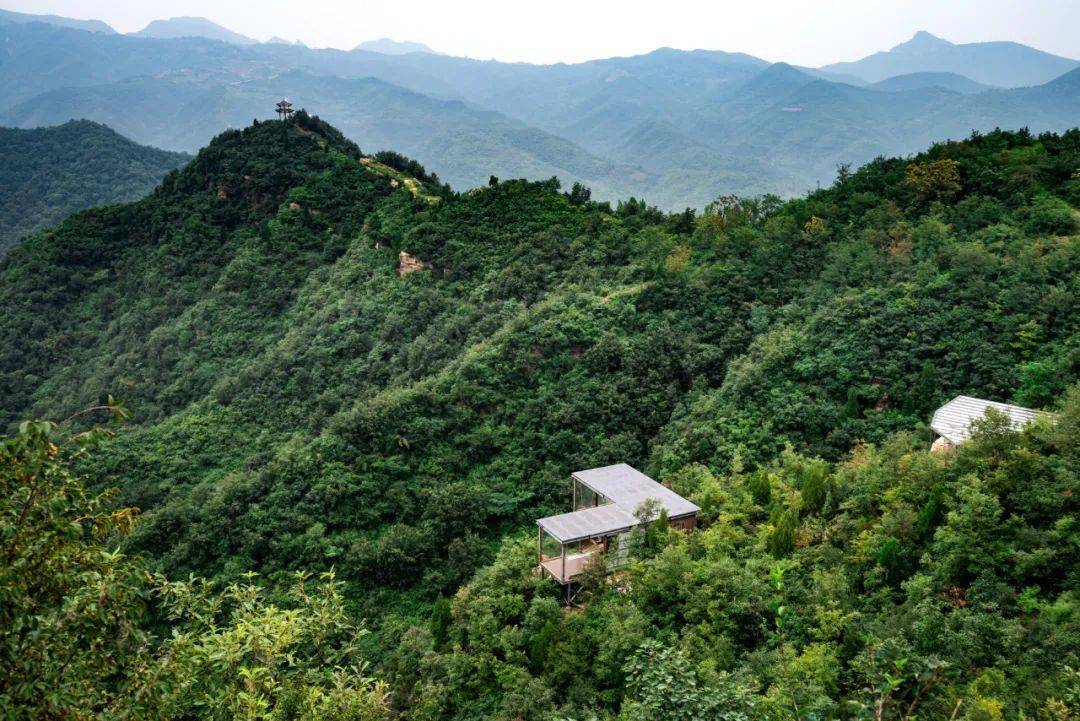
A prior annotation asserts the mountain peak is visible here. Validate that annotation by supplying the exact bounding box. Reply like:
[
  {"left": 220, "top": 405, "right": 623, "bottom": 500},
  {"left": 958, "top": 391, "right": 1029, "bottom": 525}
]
[
  {"left": 157, "top": 112, "right": 376, "bottom": 210},
  {"left": 894, "top": 30, "right": 953, "bottom": 52},
  {"left": 131, "top": 16, "right": 256, "bottom": 45},
  {"left": 748, "top": 62, "right": 814, "bottom": 88},
  {"left": 0, "top": 119, "right": 187, "bottom": 253},
  {"left": 821, "top": 29, "right": 1077, "bottom": 86},
  {"left": 1045, "top": 65, "right": 1080, "bottom": 90},
  {"left": 762, "top": 61, "right": 803, "bottom": 76},
  {"left": 871, "top": 70, "right": 991, "bottom": 94}
]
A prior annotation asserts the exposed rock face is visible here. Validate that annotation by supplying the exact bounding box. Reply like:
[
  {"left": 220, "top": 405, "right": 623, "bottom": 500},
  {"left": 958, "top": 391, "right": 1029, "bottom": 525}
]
[
  {"left": 398, "top": 251, "right": 431, "bottom": 276},
  {"left": 931, "top": 436, "right": 955, "bottom": 454}
]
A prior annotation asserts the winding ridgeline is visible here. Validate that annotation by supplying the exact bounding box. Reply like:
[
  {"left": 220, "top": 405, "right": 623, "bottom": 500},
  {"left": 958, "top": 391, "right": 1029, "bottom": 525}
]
[{"left": 2, "top": 115, "right": 1079, "bottom": 720}]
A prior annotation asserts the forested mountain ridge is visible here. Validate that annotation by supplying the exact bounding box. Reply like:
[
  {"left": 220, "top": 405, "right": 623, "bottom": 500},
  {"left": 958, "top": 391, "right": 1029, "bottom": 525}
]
[
  {"left": 0, "top": 119, "right": 189, "bottom": 253},
  {"left": 2, "top": 115, "right": 1078, "bottom": 719}
]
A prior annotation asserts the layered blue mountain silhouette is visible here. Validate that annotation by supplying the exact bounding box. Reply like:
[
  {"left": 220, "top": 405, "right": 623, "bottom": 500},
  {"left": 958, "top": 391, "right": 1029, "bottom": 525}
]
[{"left": 1, "top": 15, "right": 1077, "bottom": 208}]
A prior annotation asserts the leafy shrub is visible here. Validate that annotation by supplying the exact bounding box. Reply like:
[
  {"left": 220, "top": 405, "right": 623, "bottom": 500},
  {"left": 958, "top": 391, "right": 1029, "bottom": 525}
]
[{"left": 1021, "top": 193, "right": 1078, "bottom": 235}]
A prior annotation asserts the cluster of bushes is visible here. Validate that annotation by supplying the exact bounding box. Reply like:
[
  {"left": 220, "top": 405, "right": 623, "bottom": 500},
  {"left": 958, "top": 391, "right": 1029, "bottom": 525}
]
[
  {"left": 1, "top": 413, "right": 390, "bottom": 721},
  {"left": 383, "top": 395, "right": 1079, "bottom": 721},
  {"left": 0, "top": 120, "right": 188, "bottom": 252}
]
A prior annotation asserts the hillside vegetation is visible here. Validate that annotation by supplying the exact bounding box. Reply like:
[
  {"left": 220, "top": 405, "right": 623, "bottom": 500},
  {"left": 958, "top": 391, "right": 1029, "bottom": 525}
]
[
  {"left": 1, "top": 116, "right": 1078, "bottom": 720},
  {"left": 0, "top": 120, "right": 188, "bottom": 252}
]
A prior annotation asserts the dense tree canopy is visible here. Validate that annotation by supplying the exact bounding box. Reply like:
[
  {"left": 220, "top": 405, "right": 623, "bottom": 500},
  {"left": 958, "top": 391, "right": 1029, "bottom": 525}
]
[
  {"left": 0, "top": 409, "right": 388, "bottom": 721},
  {"left": 0, "top": 115, "right": 1077, "bottom": 719},
  {"left": 382, "top": 397, "right": 1078, "bottom": 720},
  {"left": 0, "top": 120, "right": 188, "bottom": 253}
]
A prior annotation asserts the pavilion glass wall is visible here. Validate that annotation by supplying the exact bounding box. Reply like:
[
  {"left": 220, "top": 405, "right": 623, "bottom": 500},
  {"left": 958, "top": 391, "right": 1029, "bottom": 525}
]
[
  {"left": 540, "top": 529, "right": 563, "bottom": 561},
  {"left": 573, "top": 480, "right": 610, "bottom": 511},
  {"left": 606, "top": 531, "right": 633, "bottom": 570}
]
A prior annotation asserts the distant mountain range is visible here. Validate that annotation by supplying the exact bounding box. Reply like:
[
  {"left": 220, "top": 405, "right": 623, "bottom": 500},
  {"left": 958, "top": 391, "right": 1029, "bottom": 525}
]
[
  {"left": 0, "top": 7, "right": 114, "bottom": 33},
  {"left": 3, "top": 71, "right": 690, "bottom": 204},
  {"left": 0, "top": 120, "right": 188, "bottom": 253},
  {"left": 822, "top": 30, "right": 1078, "bottom": 87},
  {"left": 0, "top": 13, "right": 1077, "bottom": 209}
]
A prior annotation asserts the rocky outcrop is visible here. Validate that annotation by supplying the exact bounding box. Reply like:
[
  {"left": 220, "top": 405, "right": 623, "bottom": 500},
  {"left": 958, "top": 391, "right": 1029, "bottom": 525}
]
[
  {"left": 398, "top": 251, "right": 431, "bottom": 277},
  {"left": 931, "top": 436, "right": 955, "bottom": 454}
]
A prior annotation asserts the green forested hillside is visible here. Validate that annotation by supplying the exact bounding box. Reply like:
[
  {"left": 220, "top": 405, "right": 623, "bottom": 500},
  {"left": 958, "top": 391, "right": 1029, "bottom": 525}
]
[
  {"left": 1, "top": 117, "right": 1078, "bottom": 720},
  {"left": 0, "top": 120, "right": 188, "bottom": 252}
]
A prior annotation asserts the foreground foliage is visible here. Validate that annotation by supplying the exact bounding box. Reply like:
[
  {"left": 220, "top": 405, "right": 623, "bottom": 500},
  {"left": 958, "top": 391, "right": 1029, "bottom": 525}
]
[{"left": 0, "top": 414, "right": 387, "bottom": 720}]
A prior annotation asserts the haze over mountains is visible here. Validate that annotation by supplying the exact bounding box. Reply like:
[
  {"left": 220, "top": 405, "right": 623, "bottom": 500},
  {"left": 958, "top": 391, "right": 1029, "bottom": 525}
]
[
  {"left": 869, "top": 71, "right": 993, "bottom": 94},
  {"left": 354, "top": 38, "right": 438, "bottom": 55},
  {"left": 0, "top": 7, "right": 113, "bottom": 33},
  {"left": 0, "top": 9, "right": 1078, "bottom": 210},
  {"left": 131, "top": 16, "right": 257, "bottom": 45},
  {"left": 822, "top": 30, "right": 1078, "bottom": 87}
]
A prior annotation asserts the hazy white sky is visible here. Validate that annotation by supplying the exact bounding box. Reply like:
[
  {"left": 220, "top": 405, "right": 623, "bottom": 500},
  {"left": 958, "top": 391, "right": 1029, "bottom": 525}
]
[{"left": 5, "top": 0, "right": 1079, "bottom": 65}]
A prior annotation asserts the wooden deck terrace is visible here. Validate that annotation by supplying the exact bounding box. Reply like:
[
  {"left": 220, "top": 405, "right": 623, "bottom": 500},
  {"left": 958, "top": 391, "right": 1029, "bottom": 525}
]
[{"left": 539, "top": 550, "right": 600, "bottom": 584}]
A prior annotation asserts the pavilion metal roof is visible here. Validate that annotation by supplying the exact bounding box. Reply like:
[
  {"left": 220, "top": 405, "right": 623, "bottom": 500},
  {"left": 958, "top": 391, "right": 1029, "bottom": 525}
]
[
  {"left": 537, "top": 464, "right": 700, "bottom": 544},
  {"left": 573, "top": 463, "right": 700, "bottom": 520},
  {"left": 537, "top": 504, "right": 638, "bottom": 544},
  {"left": 931, "top": 395, "right": 1042, "bottom": 445}
]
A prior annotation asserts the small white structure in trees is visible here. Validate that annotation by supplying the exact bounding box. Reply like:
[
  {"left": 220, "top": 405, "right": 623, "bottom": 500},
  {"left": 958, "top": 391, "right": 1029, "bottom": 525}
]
[{"left": 930, "top": 395, "right": 1043, "bottom": 452}]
